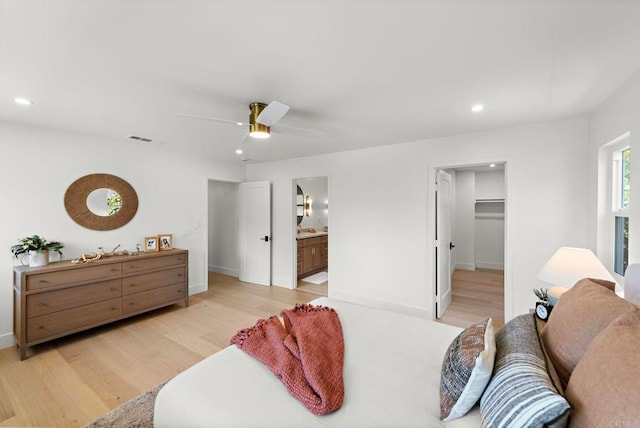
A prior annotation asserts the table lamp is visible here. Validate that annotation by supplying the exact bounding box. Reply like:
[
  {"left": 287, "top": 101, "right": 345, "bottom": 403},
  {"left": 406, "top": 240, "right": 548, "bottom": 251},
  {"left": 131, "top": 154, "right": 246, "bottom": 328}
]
[{"left": 536, "top": 247, "right": 615, "bottom": 306}]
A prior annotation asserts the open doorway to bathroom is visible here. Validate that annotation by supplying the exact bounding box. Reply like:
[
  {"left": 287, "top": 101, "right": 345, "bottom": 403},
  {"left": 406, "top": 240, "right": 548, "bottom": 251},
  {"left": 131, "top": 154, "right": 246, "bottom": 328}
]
[
  {"left": 295, "top": 177, "right": 328, "bottom": 296},
  {"left": 436, "top": 163, "right": 506, "bottom": 329}
]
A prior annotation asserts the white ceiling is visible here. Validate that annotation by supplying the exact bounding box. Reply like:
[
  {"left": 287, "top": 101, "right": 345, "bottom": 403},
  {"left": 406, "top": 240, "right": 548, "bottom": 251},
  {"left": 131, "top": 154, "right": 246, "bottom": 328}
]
[{"left": 2, "top": 1, "right": 640, "bottom": 164}]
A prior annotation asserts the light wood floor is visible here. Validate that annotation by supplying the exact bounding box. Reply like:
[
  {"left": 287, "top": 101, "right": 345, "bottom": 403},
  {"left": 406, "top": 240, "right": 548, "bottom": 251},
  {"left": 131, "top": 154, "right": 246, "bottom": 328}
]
[
  {"left": 0, "top": 273, "right": 327, "bottom": 427},
  {"left": 0, "top": 270, "right": 496, "bottom": 427},
  {"left": 437, "top": 268, "right": 505, "bottom": 330}
]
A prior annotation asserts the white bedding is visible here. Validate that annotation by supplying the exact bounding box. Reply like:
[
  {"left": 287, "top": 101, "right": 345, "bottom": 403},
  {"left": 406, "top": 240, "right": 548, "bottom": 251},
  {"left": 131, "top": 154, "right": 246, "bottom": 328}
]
[{"left": 154, "top": 297, "right": 482, "bottom": 427}]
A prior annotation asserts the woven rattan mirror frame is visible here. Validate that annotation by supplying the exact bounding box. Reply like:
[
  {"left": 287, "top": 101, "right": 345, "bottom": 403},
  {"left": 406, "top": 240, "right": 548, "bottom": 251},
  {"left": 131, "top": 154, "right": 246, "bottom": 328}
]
[{"left": 64, "top": 173, "right": 138, "bottom": 231}]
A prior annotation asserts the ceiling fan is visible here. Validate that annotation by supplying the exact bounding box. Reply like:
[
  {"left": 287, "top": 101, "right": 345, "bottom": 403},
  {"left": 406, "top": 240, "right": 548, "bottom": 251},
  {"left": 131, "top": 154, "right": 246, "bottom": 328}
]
[{"left": 177, "top": 101, "right": 323, "bottom": 143}]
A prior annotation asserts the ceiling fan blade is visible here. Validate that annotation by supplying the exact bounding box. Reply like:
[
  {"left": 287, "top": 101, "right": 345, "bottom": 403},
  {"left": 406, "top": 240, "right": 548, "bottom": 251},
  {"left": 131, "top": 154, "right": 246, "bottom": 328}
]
[
  {"left": 256, "top": 101, "right": 290, "bottom": 126},
  {"left": 273, "top": 123, "right": 325, "bottom": 137},
  {"left": 176, "top": 113, "right": 247, "bottom": 126}
]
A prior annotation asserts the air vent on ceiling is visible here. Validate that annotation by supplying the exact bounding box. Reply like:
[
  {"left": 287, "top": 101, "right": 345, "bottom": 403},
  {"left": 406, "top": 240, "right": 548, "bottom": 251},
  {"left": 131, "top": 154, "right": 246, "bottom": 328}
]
[{"left": 127, "top": 135, "right": 153, "bottom": 143}]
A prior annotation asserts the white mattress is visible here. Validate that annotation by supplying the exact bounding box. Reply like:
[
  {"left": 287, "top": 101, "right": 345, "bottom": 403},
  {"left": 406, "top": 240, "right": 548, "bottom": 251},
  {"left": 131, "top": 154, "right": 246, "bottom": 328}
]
[{"left": 154, "top": 297, "right": 482, "bottom": 427}]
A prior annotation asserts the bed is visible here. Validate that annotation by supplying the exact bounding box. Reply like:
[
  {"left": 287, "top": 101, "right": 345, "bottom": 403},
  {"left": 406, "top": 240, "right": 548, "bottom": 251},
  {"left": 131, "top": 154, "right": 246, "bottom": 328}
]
[{"left": 155, "top": 278, "right": 640, "bottom": 427}]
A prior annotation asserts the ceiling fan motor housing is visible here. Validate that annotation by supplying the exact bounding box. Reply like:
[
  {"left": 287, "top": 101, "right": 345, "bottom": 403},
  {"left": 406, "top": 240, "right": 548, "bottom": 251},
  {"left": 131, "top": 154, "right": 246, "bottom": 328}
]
[{"left": 249, "top": 102, "right": 270, "bottom": 138}]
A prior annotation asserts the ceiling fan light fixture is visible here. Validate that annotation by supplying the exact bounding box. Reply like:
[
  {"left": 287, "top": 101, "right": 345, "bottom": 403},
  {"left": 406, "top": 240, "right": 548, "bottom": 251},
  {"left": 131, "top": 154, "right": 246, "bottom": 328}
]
[
  {"left": 249, "top": 102, "right": 271, "bottom": 139},
  {"left": 249, "top": 124, "right": 270, "bottom": 139}
]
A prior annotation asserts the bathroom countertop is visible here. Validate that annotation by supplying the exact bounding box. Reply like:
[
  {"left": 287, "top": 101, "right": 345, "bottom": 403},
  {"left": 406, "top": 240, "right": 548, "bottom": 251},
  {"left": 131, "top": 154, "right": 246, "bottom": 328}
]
[{"left": 296, "top": 231, "right": 328, "bottom": 239}]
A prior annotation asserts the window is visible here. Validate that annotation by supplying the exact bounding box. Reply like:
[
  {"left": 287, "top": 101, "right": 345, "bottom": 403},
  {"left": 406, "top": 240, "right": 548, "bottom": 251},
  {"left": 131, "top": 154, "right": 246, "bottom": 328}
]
[{"left": 612, "top": 146, "right": 630, "bottom": 276}]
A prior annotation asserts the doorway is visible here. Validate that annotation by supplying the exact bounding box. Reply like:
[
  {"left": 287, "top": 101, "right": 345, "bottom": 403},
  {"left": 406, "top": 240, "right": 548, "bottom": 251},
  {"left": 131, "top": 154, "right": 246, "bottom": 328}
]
[
  {"left": 435, "top": 163, "right": 506, "bottom": 329},
  {"left": 206, "top": 179, "right": 272, "bottom": 287},
  {"left": 295, "top": 177, "right": 329, "bottom": 296}
]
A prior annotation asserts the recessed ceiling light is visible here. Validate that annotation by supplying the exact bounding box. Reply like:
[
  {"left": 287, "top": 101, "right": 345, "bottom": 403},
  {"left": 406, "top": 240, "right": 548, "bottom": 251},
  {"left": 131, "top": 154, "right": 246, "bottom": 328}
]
[
  {"left": 489, "top": 163, "right": 496, "bottom": 168},
  {"left": 471, "top": 104, "right": 484, "bottom": 113},
  {"left": 14, "top": 97, "right": 33, "bottom": 105},
  {"left": 235, "top": 149, "right": 243, "bottom": 155},
  {"left": 236, "top": 122, "right": 243, "bottom": 126}
]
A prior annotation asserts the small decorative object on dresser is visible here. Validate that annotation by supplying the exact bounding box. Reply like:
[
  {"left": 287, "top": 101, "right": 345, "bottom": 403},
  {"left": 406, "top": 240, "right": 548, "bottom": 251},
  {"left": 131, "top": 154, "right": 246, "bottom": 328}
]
[
  {"left": 13, "top": 248, "right": 189, "bottom": 360},
  {"left": 159, "top": 234, "right": 173, "bottom": 250},
  {"left": 10, "top": 234, "right": 64, "bottom": 267},
  {"left": 145, "top": 236, "right": 159, "bottom": 252}
]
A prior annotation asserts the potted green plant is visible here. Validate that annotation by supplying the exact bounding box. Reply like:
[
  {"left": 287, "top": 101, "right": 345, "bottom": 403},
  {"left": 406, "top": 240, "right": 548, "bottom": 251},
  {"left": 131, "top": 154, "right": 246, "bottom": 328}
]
[{"left": 10, "top": 235, "right": 64, "bottom": 267}]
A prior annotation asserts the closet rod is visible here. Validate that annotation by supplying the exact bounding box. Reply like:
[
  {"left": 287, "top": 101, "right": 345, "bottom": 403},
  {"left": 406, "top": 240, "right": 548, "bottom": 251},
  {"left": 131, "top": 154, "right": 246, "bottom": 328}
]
[{"left": 475, "top": 198, "right": 505, "bottom": 203}]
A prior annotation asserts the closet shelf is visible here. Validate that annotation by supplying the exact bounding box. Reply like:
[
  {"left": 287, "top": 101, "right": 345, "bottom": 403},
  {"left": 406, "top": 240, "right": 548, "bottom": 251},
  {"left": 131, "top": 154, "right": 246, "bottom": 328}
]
[{"left": 475, "top": 198, "right": 505, "bottom": 203}]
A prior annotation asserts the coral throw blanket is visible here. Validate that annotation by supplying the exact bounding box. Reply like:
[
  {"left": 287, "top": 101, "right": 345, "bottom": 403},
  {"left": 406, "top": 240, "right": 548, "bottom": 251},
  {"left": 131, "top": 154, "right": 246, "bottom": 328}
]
[{"left": 230, "top": 304, "right": 344, "bottom": 415}]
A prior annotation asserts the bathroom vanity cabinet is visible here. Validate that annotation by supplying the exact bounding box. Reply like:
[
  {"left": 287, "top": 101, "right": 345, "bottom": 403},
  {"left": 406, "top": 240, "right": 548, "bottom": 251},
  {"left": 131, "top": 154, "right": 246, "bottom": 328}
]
[{"left": 297, "top": 235, "right": 328, "bottom": 279}]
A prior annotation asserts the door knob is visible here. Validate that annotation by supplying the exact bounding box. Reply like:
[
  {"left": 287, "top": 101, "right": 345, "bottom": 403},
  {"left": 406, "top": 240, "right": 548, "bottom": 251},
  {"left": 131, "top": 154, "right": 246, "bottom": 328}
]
[{"left": 260, "top": 236, "right": 270, "bottom": 242}]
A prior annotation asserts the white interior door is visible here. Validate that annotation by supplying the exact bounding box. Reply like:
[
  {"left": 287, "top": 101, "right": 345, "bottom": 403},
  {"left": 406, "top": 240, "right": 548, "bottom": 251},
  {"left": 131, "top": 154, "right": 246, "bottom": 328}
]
[
  {"left": 239, "top": 181, "right": 271, "bottom": 286},
  {"left": 436, "top": 170, "right": 453, "bottom": 318}
]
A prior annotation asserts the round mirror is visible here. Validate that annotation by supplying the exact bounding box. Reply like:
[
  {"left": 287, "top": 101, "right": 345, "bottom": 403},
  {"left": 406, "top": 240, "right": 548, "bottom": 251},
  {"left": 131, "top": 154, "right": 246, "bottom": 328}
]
[
  {"left": 296, "top": 185, "right": 304, "bottom": 226},
  {"left": 65, "top": 174, "right": 138, "bottom": 231},
  {"left": 86, "top": 188, "right": 122, "bottom": 216}
]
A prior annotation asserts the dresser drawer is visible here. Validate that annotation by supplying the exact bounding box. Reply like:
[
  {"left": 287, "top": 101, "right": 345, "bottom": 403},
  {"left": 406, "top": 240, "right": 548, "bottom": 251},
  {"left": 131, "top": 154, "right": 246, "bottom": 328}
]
[
  {"left": 26, "top": 263, "right": 122, "bottom": 291},
  {"left": 122, "top": 283, "right": 186, "bottom": 315},
  {"left": 27, "top": 279, "right": 121, "bottom": 318},
  {"left": 27, "top": 298, "right": 121, "bottom": 342},
  {"left": 122, "top": 253, "right": 186, "bottom": 274},
  {"left": 122, "top": 267, "right": 185, "bottom": 296}
]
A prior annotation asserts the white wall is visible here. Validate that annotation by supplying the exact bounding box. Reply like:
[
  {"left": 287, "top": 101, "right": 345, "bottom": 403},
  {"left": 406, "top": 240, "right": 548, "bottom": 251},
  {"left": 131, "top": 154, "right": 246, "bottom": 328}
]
[
  {"left": 474, "top": 170, "right": 505, "bottom": 270},
  {"left": 0, "top": 121, "right": 245, "bottom": 349},
  {"left": 208, "top": 180, "right": 240, "bottom": 277},
  {"left": 247, "top": 116, "right": 590, "bottom": 320},
  {"left": 475, "top": 170, "right": 505, "bottom": 200},
  {"left": 297, "top": 177, "right": 328, "bottom": 231},
  {"left": 452, "top": 170, "right": 475, "bottom": 271},
  {"left": 588, "top": 68, "right": 640, "bottom": 272}
]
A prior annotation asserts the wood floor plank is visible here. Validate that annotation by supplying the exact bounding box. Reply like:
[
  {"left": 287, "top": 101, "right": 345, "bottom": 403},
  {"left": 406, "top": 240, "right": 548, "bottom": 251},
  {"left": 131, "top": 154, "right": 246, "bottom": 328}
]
[{"left": 437, "top": 268, "right": 505, "bottom": 330}]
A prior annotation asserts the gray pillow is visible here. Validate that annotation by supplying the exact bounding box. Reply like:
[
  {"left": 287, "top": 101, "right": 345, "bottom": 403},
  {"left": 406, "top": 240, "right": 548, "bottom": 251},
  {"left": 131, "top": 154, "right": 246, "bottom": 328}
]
[{"left": 480, "top": 314, "right": 570, "bottom": 428}]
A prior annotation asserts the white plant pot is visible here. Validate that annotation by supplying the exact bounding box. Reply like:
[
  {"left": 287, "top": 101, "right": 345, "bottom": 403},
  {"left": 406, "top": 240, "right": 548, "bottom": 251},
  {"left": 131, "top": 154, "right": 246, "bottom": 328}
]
[{"left": 28, "top": 250, "right": 49, "bottom": 267}]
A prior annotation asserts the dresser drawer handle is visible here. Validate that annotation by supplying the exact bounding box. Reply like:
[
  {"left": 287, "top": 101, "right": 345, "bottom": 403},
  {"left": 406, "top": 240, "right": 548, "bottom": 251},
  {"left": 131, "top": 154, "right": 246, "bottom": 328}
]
[
  {"left": 38, "top": 326, "right": 44, "bottom": 330},
  {"left": 39, "top": 280, "right": 49, "bottom": 284},
  {"left": 38, "top": 303, "right": 47, "bottom": 307},
  {"left": 110, "top": 287, "right": 118, "bottom": 291},
  {"left": 129, "top": 284, "right": 137, "bottom": 287},
  {"left": 110, "top": 268, "right": 119, "bottom": 272},
  {"left": 130, "top": 302, "right": 136, "bottom": 306}
]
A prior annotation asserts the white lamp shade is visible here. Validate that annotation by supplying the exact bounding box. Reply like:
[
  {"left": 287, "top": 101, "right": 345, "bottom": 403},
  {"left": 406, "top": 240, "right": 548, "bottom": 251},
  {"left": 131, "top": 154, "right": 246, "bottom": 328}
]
[{"left": 536, "top": 247, "right": 615, "bottom": 287}]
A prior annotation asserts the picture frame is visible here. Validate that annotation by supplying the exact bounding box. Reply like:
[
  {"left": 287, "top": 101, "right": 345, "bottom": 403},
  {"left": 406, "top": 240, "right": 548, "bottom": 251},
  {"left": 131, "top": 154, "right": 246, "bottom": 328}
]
[
  {"left": 159, "top": 234, "right": 173, "bottom": 250},
  {"left": 144, "top": 236, "right": 159, "bottom": 252}
]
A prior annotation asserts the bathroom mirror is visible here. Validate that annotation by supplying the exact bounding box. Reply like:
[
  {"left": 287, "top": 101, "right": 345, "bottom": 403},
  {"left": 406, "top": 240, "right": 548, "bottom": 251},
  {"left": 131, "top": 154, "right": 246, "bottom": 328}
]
[
  {"left": 65, "top": 173, "right": 138, "bottom": 230},
  {"left": 296, "top": 185, "right": 304, "bottom": 226}
]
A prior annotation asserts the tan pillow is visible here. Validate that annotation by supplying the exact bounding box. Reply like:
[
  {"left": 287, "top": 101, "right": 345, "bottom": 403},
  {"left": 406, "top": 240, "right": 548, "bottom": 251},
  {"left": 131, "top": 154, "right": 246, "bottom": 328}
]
[
  {"left": 565, "top": 307, "right": 640, "bottom": 426},
  {"left": 540, "top": 278, "right": 634, "bottom": 388}
]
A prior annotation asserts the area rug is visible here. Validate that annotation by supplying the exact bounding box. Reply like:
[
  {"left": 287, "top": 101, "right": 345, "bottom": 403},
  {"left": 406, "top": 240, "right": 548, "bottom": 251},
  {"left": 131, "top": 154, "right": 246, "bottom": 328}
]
[
  {"left": 83, "top": 380, "right": 167, "bottom": 428},
  {"left": 301, "top": 271, "right": 328, "bottom": 284}
]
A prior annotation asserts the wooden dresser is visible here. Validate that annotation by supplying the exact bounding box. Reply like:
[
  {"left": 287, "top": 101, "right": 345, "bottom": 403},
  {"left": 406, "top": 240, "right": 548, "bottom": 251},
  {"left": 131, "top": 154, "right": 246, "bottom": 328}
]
[{"left": 13, "top": 249, "right": 189, "bottom": 360}]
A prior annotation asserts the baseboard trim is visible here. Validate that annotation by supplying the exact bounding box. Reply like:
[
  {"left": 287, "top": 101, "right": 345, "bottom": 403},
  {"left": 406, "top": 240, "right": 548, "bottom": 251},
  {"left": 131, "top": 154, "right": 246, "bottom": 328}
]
[
  {"left": 208, "top": 265, "right": 238, "bottom": 277},
  {"left": 476, "top": 262, "right": 504, "bottom": 270},
  {"left": 329, "top": 289, "right": 431, "bottom": 319},
  {"left": 454, "top": 262, "right": 476, "bottom": 271},
  {"left": 0, "top": 332, "right": 15, "bottom": 350}
]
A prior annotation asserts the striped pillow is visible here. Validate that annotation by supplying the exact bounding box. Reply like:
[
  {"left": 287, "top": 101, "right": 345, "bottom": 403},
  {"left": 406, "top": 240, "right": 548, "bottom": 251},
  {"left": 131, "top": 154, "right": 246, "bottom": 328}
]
[{"left": 480, "top": 314, "right": 570, "bottom": 428}]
